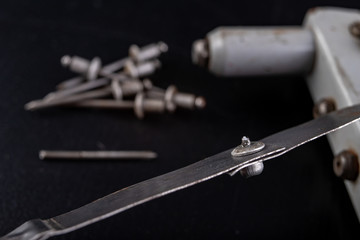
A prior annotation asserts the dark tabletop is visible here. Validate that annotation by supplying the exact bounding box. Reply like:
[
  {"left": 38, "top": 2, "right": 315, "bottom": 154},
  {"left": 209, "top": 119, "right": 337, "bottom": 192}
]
[{"left": 0, "top": 0, "right": 359, "bottom": 239}]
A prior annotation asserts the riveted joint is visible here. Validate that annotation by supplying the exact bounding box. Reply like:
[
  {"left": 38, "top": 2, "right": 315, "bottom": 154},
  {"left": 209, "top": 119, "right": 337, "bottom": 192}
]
[{"left": 239, "top": 161, "right": 264, "bottom": 178}]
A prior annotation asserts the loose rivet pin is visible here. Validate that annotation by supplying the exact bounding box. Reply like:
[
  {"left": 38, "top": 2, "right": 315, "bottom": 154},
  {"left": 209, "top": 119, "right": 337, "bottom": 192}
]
[
  {"left": 25, "top": 87, "right": 113, "bottom": 111},
  {"left": 40, "top": 150, "right": 157, "bottom": 160},
  {"left": 56, "top": 76, "right": 85, "bottom": 90},
  {"left": 56, "top": 42, "right": 167, "bottom": 89},
  {"left": 129, "top": 42, "right": 168, "bottom": 62},
  {"left": 111, "top": 79, "right": 153, "bottom": 100},
  {"left": 56, "top": 57, "right": 130, "bottom": 90},
  {"left": 313, "top": 98, "right": 336, "bottom": 118},
  {"left": 44, "top": 78, "right": 111, "bottom": 101},
  {"left": 61, "top": 55, "right": 129, "bottom": 81},
  {"left": 26, "top": 79, "right": 154, "bottom": 110},
  {"left": 61, "top": 55, "right": 102, "bottom": 81},
  {"left": 147, "top": 85, "right": 206, "bottom": 112},
  {"left": 71, "top": 93, "right": 165, "bottom": 119},
  {"left": 124, "top": 59, "right": 161, "bottom": 78}
]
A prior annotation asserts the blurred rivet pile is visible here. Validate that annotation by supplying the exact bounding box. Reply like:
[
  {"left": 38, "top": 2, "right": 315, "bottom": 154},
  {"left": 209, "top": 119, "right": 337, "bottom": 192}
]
[{"left": 25, "top": 42, "right": 206, "bottom": 119}]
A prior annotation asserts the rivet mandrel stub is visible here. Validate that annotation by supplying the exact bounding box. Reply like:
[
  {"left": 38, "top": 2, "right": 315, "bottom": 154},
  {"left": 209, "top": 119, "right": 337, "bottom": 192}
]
[
  {"left": 40, "top": 150, "right": 157, "bottom": 160},
  {"left": 45, "top": 78, "right": 111, "bottom": 101},
  {"left": 231, "top": 136, "right": 265, "bottom": 157}
]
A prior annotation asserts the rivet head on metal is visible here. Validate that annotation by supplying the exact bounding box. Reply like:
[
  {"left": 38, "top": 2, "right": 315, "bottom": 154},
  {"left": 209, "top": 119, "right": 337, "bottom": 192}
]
[
  {"left": 239, "top": 161, "right": 264, "bottom": 178},
  {"left": 231, "top": 136, "right": 265, "bottom": 157}
]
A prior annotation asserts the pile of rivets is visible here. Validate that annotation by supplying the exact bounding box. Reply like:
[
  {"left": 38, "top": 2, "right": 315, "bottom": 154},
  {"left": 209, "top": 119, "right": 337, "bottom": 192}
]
[{"left": 25, "top": 42, "right": 206, "bottom": 119}]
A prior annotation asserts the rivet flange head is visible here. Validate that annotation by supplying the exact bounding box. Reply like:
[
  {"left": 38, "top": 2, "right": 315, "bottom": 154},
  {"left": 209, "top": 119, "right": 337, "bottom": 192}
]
[{"left": 231, "top": 136, "right": 265, "bottom": 157}]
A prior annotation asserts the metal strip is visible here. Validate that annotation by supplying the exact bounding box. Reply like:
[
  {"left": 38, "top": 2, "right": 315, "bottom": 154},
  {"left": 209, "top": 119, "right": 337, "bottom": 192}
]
[{"left": 2, "top": 104, "right": 360, "bottom": 240}]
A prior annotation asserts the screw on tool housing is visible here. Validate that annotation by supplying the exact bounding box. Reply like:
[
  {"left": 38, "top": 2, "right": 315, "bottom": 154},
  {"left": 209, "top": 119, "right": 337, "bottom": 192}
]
[
  {"left": 333, "top": 150, "right": 359, "bottom": 181},
  {"left": 313, "top": 98, "right": 336, "bottom": 118},
  {"left": 25, "top": 87, "right": 113, "bottom": 111},
  {"left": 110, "top": 79, "right": 150, "bottom": 100}
]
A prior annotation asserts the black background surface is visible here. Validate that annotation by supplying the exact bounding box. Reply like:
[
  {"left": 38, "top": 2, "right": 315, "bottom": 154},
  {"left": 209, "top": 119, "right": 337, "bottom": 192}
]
[{"left": 0, "top": 0, "right": 359, "bottom": 239}]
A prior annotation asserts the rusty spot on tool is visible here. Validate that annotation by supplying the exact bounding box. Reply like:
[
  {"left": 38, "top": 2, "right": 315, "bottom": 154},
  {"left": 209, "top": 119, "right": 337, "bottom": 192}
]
[{"left": 308, "top": 7, "right": 319, "bottom": 14}]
